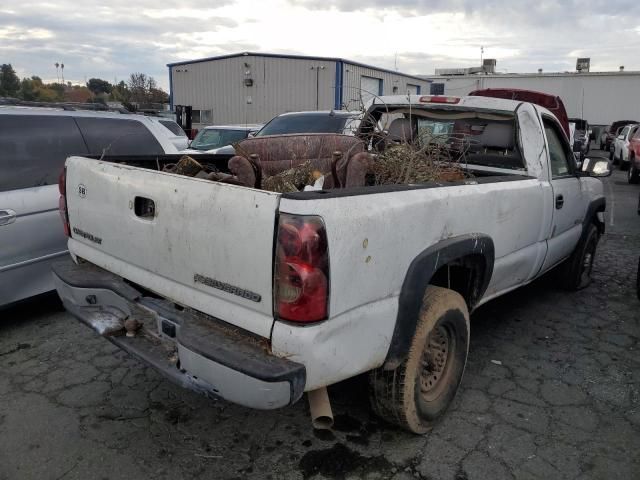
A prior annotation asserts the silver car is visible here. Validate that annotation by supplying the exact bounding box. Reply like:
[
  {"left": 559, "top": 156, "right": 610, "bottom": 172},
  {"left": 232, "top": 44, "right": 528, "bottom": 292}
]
[{"left": 0, "top": 107, "right": 178, "bottom": 306}]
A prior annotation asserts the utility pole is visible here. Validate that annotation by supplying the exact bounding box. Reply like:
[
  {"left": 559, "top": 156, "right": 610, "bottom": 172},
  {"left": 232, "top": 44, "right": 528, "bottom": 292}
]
[
  {"left": 61, "top": 63, "right": 65, "bottom": 84},
  {"left": 55, "top": 62, "right": 59, "bottom": 83},
  {"left": 480, "top": 46, "right": 484, "bottom": 67}
]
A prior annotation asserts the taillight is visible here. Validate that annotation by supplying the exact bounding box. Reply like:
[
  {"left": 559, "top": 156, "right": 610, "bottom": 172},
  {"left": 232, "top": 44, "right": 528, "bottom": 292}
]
[
  {"left": 419, "top": 95, "right": 460, "bottom": 104},
  {"left": 58, "top": 167, "right": 71, "bottom": 237},
  {"left": 274, "top": 214, "right": 329, "bottom": 323}
]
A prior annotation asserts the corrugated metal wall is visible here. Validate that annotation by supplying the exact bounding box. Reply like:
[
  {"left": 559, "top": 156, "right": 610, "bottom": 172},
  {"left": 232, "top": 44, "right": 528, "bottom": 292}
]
[
  {"left": 341, "top": 63, "right": 431, "bottom": 111},
  {"left": 423, "top": 73, "right": 640, "bottom": 125},
  {"left": 171, "top": 55, "right": 336, "bottom": 125},
  {"left": 170, "top": 55, "right": 432, "bottom": 125}
]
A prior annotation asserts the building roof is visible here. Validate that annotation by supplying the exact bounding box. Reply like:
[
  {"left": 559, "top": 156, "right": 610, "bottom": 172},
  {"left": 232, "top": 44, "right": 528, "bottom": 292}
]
[
  {"left": 167, "top": 51, "right": 430, "bottom": 83},
  {"left": 421, "top": 70, "right": 640, "bottom": 80}
]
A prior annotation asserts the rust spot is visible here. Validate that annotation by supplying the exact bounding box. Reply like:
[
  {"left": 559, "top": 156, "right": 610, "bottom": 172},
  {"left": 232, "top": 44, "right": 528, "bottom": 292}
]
[{"left": 362, "top": 238, "right": 368, "bottom": 249}]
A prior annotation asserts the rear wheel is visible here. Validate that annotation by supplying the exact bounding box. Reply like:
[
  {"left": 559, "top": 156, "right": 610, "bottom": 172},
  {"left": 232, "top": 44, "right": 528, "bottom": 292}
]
[
  {"left": 620, "top": 155, "right": 630, "bottom": 171},
  {"left": 369, "top": 286, "right": 470, "bottom": 434},
  {"left": 630, "top": 159, "right": 640, "bottom": 184},
  {"left": 560, "top": 223, "right": 599, "bottom": 290}
]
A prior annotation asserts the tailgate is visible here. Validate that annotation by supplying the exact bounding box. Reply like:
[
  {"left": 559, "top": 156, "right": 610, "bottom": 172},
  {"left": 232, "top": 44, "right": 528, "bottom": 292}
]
[{"left": 64, "top": 156, "right": 280, "bottom": 338}]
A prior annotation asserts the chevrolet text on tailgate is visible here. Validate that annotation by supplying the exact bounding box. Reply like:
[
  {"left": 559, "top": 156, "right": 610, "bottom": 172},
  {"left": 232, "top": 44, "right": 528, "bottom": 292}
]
[{"left": 53, "top": 95, "right": 610, "bottom": 433}]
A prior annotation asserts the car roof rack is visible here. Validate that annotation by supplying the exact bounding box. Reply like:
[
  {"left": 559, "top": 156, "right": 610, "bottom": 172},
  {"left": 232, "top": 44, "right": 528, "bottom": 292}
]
[{"left": 0, "top": 97, "right": 130, "bottom": 113}]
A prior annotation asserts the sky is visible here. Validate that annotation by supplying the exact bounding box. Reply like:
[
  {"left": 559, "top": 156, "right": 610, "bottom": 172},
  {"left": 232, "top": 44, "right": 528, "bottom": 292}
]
[{"left": 1, "top": 1, "right": 639, "bottom": 90}]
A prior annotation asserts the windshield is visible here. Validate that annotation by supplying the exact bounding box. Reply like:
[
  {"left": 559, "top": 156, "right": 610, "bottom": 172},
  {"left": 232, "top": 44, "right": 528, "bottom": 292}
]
[
  {"left": 570, "top": 119, "right": 587, "bottom": 130},
  {"left": 159, "top": 120, "right": 186, "bottom": 137},
  {"left": 256, "top": 113, "right": 349, "bottom": 136},
  {"left": 190, "top": 129, "right": 249, "bottom": 150}
]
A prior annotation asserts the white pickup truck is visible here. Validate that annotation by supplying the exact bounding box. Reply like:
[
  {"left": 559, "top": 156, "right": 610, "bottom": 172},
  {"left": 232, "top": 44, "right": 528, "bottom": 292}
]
[{"left": 52, "top": 95, "right": 610, "bottom": 433}]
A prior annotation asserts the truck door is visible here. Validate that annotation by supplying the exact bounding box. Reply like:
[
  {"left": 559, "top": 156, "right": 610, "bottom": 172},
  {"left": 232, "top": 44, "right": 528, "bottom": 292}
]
[{"left": 540, "top": 116, "right": 585, "bottom": 271}]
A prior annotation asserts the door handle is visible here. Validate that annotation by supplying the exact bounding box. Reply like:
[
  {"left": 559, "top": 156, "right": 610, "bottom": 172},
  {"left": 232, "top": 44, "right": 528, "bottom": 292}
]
[
  {"left": 555, "top": 194, "right": 564, "bottom": 209},
  {"left": 0, "top": 209, "right": 17, "bottom": 226}
]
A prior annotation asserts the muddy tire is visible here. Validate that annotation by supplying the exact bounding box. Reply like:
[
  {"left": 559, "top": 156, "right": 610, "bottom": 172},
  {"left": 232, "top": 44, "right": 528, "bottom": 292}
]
[
  {"left": 369, "top": 286, "right": 470, "bottom": 434},
  {"left": 559, "top": 223, "right": 599, "bottom": 291}
]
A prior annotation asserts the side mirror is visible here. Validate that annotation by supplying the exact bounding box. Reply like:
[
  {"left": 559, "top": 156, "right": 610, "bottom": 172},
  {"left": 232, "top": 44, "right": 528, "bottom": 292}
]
[
  {"left": 247, "top": 132, "right": 256, "bottom": 138},
  {"left": 581, "top": 158, "right": 611, "bottom": 177}
]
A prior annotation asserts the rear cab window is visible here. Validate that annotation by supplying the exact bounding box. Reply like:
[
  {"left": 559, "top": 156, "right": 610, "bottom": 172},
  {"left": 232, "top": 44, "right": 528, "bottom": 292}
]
[
  {"left": 0, "top": 114, "right": 88, "bottom": 192},
  {"left": 366, "top": 106, "right": 525, "bottom": 171}
]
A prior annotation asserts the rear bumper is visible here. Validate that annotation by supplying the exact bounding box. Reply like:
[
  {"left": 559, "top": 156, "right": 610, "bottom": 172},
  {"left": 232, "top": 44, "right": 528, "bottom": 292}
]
[{"left": 52, "top": 258, "right": 305, "bottom": 410}]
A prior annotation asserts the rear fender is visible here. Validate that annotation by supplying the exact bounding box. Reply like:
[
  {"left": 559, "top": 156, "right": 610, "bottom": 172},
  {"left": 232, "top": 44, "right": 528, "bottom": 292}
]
[{"left": 384, "top": 234, "right": 494, "bottom": 370}]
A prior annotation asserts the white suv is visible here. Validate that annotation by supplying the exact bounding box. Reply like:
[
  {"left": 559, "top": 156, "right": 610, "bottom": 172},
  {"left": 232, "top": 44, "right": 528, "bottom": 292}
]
[{"left": 0, "top": 107, "right": 178, "bottom": 307}]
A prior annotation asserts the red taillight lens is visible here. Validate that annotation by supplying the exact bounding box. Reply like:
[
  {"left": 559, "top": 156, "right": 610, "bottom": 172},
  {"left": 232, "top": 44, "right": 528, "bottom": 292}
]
[
  {"left": 58, "top": 168, "right": 71, "bottom": 237},
  {"left": 274, "top": 214, "right": 329, "bottom": 323}
]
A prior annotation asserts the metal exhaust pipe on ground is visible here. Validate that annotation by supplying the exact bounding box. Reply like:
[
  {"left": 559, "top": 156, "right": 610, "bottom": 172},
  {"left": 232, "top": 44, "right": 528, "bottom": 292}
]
[{"left": 307, "top": 387, "right": 333, "bottom": 430}]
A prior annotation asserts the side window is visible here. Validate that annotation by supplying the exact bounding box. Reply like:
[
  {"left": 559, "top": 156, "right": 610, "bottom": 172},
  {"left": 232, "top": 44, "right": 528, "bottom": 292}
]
[
  {"left": 0, "top": 114, "right": 88, "bottom": 192},
  {"left": 75, "top": 117, "right": 164, "bottom": 156},
  {"left": 620, "top": 126, "right": 630, "bottom": 138},
  {"left": 543, "top": 119, "right": 572, "bottom": 178}
]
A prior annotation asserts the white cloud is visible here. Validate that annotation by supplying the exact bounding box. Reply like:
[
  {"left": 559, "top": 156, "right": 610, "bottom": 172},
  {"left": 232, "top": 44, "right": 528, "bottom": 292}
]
[
  {"left": 0, "top": 26, "right": 53, "bottom": 40},
  {"left": 0, "top": 0, "right": 638, "bottom": 91}
]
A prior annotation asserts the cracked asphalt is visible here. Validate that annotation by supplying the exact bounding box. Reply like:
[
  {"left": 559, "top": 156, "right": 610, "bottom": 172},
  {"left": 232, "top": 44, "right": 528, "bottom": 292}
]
[{"left": 1, "top": 149, "right": 638, "bottom": 480}]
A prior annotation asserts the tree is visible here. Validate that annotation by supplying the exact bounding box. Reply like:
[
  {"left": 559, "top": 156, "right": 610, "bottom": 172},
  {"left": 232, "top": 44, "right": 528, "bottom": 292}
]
[
  {"left": 149, "top": 87, "right": 169, "bottom": 103},
  {"left": 127, "top": 72, "right": 150, "bottom": 103},
  {"left": 86, "top": 78, "right": 112, "bottom": 95},
  {"left": 109, "top": 80, "right": 130, "bottom": 102},
  {"left": 126, "top": 73, "right": 167, "bottom": 104},
  {"left": 0, "top": 64, "right": 20, "bottom": 97},
  {"left": 65, "top": 86, "right": 92, "bottom": 103}
]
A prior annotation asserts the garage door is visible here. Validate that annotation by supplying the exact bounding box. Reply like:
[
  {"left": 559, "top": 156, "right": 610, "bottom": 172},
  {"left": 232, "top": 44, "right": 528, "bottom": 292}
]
[{"left": 360, "top": 76, "right": 382, "bottom": 106}]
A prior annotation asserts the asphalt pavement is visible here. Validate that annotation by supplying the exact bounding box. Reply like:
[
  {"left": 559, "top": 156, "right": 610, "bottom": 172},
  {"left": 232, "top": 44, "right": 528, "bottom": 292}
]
[{"left": 1, "top": 148, "right": 638, "bottom": 480}]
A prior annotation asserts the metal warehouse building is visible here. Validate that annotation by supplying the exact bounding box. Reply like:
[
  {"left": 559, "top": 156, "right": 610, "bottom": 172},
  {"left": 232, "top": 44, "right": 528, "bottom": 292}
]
[
  {"left": 421, "top": 71, "right": 640, "bottom": 126},
  {"left": 168, "top": 52, "right": 431, "bottom": 126}
]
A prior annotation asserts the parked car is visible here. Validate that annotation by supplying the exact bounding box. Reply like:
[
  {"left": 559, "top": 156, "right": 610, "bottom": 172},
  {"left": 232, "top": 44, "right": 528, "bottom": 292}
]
[
  {"left": 0, "top": 107, "right": 178, "bottom": 307},
  {"left": 213, "top": 111, "right": 361, "bottom": 155},
  {"left": 53, "top": 94, "right": 610, "bottom": 433},
  {"left": 180, "top": 124, "right": 262, "bottom": 155},
  {"left": 604, "top": 120, "right": 638, "bottom": 151},
  {"left": 610, "top": 124, "right": 639, "bottom": 168},
  {"left": 627, "top": 126, "right": 640, "bottom": 183},
  {"left": 599, "top": 126, "right": 611, "bottom": 150},
  {"left": 469, "top": 88, "right": 571, "bottom": 140},
  {"left": 568, "top": 118, "right": 590, "bottom": 158},
  {"left": 149, "top": 117, "right": 189, "bottom": 150}
]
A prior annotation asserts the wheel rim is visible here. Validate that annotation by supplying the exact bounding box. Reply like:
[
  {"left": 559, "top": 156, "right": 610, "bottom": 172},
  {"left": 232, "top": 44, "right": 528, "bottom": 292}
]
[{"left": 419, "top": 324, "right": 455, "bottom": 402}]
